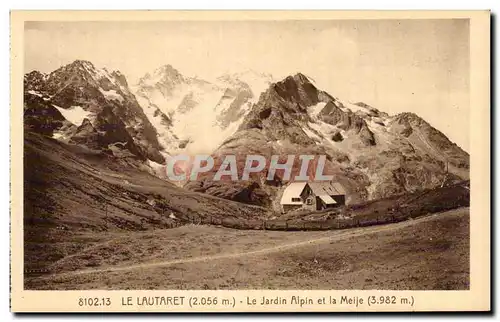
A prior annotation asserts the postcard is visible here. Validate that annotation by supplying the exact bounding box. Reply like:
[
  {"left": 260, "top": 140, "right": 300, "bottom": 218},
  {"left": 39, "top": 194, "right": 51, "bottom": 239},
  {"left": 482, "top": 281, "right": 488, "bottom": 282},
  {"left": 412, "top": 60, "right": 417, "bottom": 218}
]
[{"left": 10, "top": 10, "right": 490, "bottom": 312}]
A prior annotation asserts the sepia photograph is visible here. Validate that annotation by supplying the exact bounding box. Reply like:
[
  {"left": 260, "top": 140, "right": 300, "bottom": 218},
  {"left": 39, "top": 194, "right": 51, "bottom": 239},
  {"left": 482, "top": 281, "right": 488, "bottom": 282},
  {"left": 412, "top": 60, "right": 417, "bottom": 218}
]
[{"left": 10, "top": 10, "right": 490, "bottom": 312}]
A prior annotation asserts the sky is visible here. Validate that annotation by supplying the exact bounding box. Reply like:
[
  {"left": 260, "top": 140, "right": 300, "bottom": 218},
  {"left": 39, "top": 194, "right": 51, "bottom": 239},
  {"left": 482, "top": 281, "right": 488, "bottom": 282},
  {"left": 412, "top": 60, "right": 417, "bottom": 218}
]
[{"left": 24, "top": 19, "right": 470, "bottom": 151}]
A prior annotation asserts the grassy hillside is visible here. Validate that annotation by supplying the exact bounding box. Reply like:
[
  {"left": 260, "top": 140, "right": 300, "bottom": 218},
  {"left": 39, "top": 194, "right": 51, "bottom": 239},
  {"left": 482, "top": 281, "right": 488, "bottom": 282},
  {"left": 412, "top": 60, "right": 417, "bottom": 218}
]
[
  {"left": 26, "top": 208, "right": 469, "bottom": 290},
  {"left": 24, "top": 132, "right": 269, "bottom": 274}
]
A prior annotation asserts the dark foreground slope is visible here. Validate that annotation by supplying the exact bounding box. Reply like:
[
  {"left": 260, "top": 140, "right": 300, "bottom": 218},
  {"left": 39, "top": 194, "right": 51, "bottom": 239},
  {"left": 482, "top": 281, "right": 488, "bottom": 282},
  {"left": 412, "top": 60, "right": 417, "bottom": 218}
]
[{"left": 24, "top": 132, "right": 269, "bottom": 274}]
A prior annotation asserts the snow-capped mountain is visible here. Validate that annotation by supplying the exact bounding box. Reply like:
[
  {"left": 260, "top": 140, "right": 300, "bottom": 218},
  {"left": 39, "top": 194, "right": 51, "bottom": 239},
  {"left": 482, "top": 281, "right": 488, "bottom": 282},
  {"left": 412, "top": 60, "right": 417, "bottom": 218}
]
[
  {"left": 185, "top": 73, "right": 470, "bottom": 209},
  {"left": 24, "top": 60, "right": 164, "bottom": 163},
  {"left": 132, "top": 65, "right": 274, "bottom": 155}
]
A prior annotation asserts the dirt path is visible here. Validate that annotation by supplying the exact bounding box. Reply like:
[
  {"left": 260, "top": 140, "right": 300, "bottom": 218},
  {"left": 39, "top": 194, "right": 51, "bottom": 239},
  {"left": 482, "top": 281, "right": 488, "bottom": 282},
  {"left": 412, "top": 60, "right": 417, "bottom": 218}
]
[{"left": 49, "top": 212, "right": 452, "bottom": 279}]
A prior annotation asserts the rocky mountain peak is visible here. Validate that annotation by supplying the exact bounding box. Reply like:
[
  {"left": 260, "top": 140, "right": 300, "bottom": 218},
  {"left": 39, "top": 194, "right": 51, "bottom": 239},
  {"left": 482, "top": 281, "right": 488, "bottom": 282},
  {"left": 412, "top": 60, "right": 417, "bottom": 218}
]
[
  {"left": 52, "top": 60, "right": 96, "bottom": 79},
  {"left": 270, "top": 73, "right": 331, "bottom": 108},
  {"left": 274, "top": 72, "right": 312, "bottom": 89},
  {"left": 389, "top": 111, "right": 469, "bottom": 170},
  {"left": 393, "top": 112, "right": 424, "bottom": 124},
  {"left": 215, "top": 70, "right": 275, "bottom": 104},
  {"left": 42, "top": 60, "right": 129, "bottom": 95},
  {"left": 24, "top": 70, "right": 47, "bottom": 91},
  {"left": 156, "top": 64, "right": 180, "bottom": 74},
  {"left": 390, "top": 112, "right": 430, "bottom": 137},
  {"left": 138, "top": 64, "right": 185, "bottom": 90},
  {"left": 24, "top": 60, "right": 165, "bottom": 164},
  {"left": 292, "top": 72, "right": 311, "bottom": 83},
  {"left": 238, "top": 73, "right": 332, "bottom": 134},
  {"left": 69, "top": 59, "right": 95, "bottom": 69},
  {"left": 24, "top": 70, "right": 46, "bottom": 80}
]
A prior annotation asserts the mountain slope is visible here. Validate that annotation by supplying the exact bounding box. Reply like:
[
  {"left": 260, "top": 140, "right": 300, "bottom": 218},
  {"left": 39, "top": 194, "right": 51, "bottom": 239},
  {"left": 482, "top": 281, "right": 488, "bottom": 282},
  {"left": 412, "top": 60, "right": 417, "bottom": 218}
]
[{"left": 23, "top": 131, "right": 270, "bottom": 273}]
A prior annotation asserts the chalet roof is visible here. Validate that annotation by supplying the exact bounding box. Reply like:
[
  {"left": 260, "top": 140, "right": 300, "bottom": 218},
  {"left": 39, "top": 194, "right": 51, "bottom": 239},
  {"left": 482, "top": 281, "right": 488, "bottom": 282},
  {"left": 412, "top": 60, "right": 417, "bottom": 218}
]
[
  {"left": 280, "top": 182, "right": 307, "bottom": 205},
  {"left": 308, "top": 181, "right": 345, "bottom": 196},
  {"left": 318, "top": 195, "right": 337, "bottom": 204},
  {"left": 280, "top": 181, "right": 345, "bottom": 206}
]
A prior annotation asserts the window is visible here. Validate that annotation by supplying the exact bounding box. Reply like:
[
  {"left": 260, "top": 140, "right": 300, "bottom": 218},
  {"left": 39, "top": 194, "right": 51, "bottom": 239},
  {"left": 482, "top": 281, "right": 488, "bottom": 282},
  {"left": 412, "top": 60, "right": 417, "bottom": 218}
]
[
  {"left": 291, "top": 197, "right": 301, "bottom": 202},
  {"left": 306, "top": 198, "right": 313, "bottom": 205}
]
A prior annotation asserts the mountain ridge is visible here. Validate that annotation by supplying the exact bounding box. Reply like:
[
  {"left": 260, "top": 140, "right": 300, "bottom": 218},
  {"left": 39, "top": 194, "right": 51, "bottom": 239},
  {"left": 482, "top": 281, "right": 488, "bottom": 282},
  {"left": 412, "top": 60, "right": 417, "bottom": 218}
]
[
  {"left": 24, "top": 60, "right": 166, "bottom": 163},
  {"left": 184, "top": 71, "right": 469, "bottom": 210},
  {"left": 24, "top": 60, "right": 469, "bottom": 211}
]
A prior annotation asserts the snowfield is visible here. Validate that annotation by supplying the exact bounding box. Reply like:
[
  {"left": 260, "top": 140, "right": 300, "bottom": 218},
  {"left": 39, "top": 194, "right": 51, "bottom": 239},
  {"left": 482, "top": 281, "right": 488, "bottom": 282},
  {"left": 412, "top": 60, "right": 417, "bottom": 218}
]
[
  {"left": 133, "top": 68, "right": 275, "bottom": 155},
  {"left": 99, "top": 88, "right": 124, "bottom": 102},
  {"left": 27, "top": 90, "right": 42, "bottom": 97},
  {"left": 307, "top": 102, "right": 327, "bottom": 118},
  {"left": 52, "top": 104, "right": 92, "bottom": 127}
]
